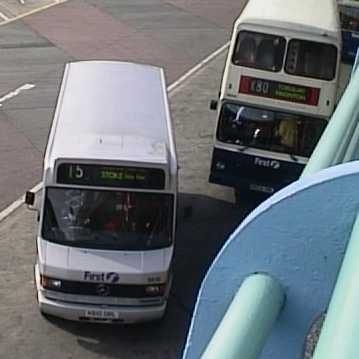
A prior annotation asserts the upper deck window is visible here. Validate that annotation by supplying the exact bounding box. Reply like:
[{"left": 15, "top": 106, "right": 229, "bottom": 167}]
[
  {"left": 232, "top": 31, "right": 286, "bottom": 72},
  {"left": 285, "top": 39, "right": 337, "bottom": 81}
]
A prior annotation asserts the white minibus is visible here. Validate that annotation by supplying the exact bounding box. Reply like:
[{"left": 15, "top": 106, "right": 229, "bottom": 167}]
[
  {"left": 209, "top": 0, "right": 343, "bottom": 202},
  {"left": 26, "top": 61, "right": 177, "bottom": 323}
]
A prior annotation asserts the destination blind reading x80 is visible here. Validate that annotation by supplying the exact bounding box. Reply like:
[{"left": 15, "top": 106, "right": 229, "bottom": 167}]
[
  {"left": 56, "top": 163, "right": 166, "bottom": 189},
  {"left": 239, "top": 76, "right": 320, "bottom": 106}
]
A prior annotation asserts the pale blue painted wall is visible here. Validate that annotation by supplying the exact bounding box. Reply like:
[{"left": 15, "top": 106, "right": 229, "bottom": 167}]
[{"left": 183, "top": 161, "right": 359, "bottom": 359}]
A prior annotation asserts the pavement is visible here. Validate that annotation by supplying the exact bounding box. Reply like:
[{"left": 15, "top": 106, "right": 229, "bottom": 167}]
[{"left": 0, "top": 46, "right": 251, "bottom": 359}]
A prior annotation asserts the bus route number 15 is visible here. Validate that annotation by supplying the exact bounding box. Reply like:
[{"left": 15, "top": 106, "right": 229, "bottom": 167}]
[
  {"left": 68, "top": 164, "right": 84, "bottom": 179},
  {"left": 250, "top": 79, "right": 270, "bottom": 96}
]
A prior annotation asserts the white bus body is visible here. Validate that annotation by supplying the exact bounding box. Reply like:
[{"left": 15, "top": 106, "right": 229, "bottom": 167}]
[
  {"left": 209, "top": 0, "right": 343, "bottom": 201},
  {"left": 221, "top": 0, "right": 342, "bottom": 117},
  {"left": 27, "top": 61, "right": 177, "bottom": 323}
]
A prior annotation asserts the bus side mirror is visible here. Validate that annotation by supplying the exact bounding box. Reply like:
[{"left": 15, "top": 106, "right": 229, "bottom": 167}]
[
  {"left": 25, "top": 191, "right": 35, "bottom": 207},
  {"left": 209, "top": 100, "right": 218, "bottom": 111},
  {"left": 25, "top": 191, "right": 40, "bottom": 220}
]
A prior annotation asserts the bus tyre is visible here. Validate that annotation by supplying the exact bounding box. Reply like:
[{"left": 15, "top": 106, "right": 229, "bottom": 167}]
[
  {"left": 39, "top": 309, "right": 52, "bottom": 321},
  {"left": 234, "top": 188, "right": 240, "bottom": 205}
]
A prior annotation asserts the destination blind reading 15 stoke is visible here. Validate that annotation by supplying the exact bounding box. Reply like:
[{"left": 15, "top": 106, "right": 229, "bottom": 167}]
[{"left": 56, "top": 163, "right": 166, "bottom": 189}]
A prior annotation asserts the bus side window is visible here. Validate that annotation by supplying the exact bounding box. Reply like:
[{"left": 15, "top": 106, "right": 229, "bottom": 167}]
[{"left": 340, "top": 7, "right": 359, "bottom": 32}]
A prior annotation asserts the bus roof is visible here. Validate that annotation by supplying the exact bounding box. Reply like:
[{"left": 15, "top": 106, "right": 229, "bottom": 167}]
[
  {"left": 45, "top": 61, "right": 175, "bottom": 168},
  {"left": 235, "top": 0, "right": 341, "bottom": 40}
]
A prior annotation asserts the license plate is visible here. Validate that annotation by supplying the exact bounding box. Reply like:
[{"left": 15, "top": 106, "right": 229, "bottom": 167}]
[
  {"left": 85, "top": 309, "right": 118, "bottom": 319},
  {"left": 249, "top": 183, "right": 274, "bottom": 194}
]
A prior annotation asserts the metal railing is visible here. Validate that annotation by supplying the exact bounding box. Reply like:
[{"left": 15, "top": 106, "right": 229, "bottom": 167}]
[
  {"left": 200, "top": 274, "right": 285, "bottom": 359},
  {"left": 302, "top": 61, "right": 359, "bottom": 358},
  {"left": 312, "top": 213, "right": 359, "bottom": 359},
  {"left": 301, "top": 64, "right": 359, "bottom": 177}
]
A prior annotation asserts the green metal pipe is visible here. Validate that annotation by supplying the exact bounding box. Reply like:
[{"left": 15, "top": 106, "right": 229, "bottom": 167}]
[
  {"left": 312, "top": 213, "right": 359, "bottom": 359},
  {"left": 301, "top": 67, "right": 359, "bottom": 178},
  {"left": 200, "top": 273, "right": 285, "bottom": 359}
]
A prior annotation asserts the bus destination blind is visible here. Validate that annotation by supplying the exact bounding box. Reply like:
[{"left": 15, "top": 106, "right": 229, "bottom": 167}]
[
  {"left": 239, "top": 76, "right": 320, "bottom": 106},
  {"left": 57, "top": 163, "right": 165, "bottom": 189}
]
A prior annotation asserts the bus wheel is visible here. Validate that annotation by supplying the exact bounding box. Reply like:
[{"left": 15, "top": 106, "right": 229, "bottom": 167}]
[{"left": 39, "top": 309, "right": 53, "bottom": 321}]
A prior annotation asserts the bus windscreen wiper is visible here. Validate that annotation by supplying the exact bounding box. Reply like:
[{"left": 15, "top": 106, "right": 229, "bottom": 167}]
[
  {"left": 288, "top": 152, "right": 299, "bottom": 162},
  {"left": 237, "top": 145, "right": 249, "bottom": 152}
]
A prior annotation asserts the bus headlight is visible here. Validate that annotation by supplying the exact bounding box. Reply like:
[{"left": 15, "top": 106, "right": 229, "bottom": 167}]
[
  {"left": 215, "top": 161, "right": 226, "bottom": 170},
  {"left": 145, "top": 284, "right": 166, "bottom": 296},
  {"left": 40, "top": 275, "right": 62, "bottom": 290}
]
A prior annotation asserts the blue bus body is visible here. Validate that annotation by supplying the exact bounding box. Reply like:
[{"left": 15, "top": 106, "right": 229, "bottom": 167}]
[{"left": 210, "top": 148, "right": 305, "bottom": 198}]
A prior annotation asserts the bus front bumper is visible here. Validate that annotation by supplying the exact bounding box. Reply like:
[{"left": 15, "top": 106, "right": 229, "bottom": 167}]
[{"left": 37, "top": 289, "right": 167, "bottom": 323}]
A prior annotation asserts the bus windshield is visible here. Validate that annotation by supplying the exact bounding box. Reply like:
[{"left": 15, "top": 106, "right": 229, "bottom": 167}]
[
  {"left": 42, "top": 188, "right": 174, "bottom": 250},
  {"left": 231, "top": 31, "right": 337, "bottom": 80},
  {"left": 217, "top": 103, "right": 326, "bottom": 158},
  {"left": 285, "top": 39, "right": 337, "bottom": 80}
]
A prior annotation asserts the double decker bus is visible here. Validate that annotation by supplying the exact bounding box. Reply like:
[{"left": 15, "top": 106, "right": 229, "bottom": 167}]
[
  {"left": 25, "top": 61, "right": 177, "bottom": 323},
  {"left": 209, "top": 0, "right": 343, "bottom": 202}
]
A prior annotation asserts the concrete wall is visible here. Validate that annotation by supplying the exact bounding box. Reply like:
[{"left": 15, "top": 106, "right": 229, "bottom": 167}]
[{"left": 183, "top": 161, "right": 359, "bottom": 359}]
